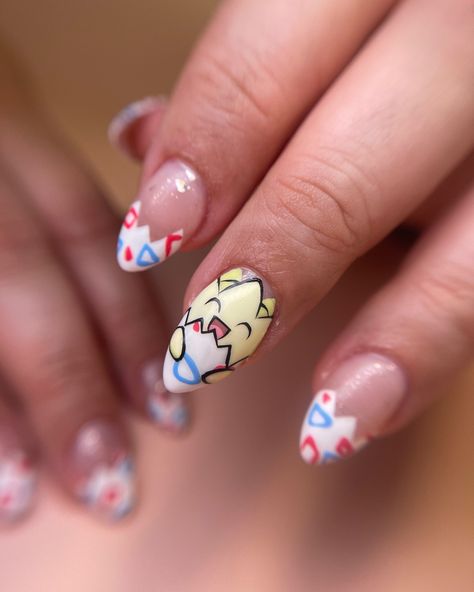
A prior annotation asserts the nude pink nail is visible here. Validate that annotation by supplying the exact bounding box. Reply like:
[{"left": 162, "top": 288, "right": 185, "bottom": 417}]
[
  {"left": 117, "top": 159, "right": 206, "bottom": 271},
  {"left": 300, "top": 353, "right": 407, "bottom": 465},
  {"left": 66, "top": 420, "right": 136, "bottom": 521}
]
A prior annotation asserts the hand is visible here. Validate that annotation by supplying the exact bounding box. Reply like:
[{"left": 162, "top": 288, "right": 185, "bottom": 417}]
[
  {"left": 112, "top": 0, "right": 474, "bottom": 464},
  {"left": 0, "top": 47, "right": 188, "bottom": 525}
]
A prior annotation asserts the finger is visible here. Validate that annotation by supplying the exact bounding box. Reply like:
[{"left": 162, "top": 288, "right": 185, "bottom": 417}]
[
  {"left": 300, "top": 162, "right": 474, "bottom": 464},
  {"left": 108, "top": 96, "right": 167, "bottom": 161},
  {"left": 0, "top": 110, "right": 189, "bottom": 433},
  {"left": 116, "top": 0, "right": 395, "bottom": 270},
  {"left": 0, "top": 172, "right": 136, "bottom": 521},
  {"left": 0, "top": 392, "right": 37, "bottom": 525},
  {"left": 163, "top": 0, "right": 474, "bottom": 393}
]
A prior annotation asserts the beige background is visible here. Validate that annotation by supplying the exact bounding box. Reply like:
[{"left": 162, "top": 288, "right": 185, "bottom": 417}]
[{"left": 0, "top": 2, "right": 473, "bottom": 591}]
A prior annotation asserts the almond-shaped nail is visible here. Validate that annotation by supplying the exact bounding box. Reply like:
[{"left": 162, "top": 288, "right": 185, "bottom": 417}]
[
  {"left": 0, "top": 450, "right": 36, "bottom": 524},
  {"left": 66, "top": 420, "right": 136, "bottom": 522},
  {"left": 142, "top": 359, "right": 190, "bottom": 431},
  {"left": 163, "top": 267, "right": 276, "bottom": 393},
  {"left": 117, "top": 159, "right": 205, "bottom": 271},
  {"left": 108, "top": 96, "right": 166, "bottom": 157},
  {"left": 300, "top": 353, "right": 407, "bottom": 465}
]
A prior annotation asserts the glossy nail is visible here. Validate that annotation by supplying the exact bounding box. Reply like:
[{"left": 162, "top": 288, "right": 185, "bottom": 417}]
[
  {"left": 67, "top": 420, "right": 136, "bottom": 521},
  {"left": 0, "top": 450, "right": 36, "bottom": 524},
  {"left": 300, "top": 353, "right": 407, "bottom": 465},
  {"left": 142, "top": 359, "right": 189, "bottom": 431},
  {"left": 117, "top": 159, "right": 205, "bottom": 271},
  {"left": 164, "top": 267, "right": 276, "bottom": 393},
  {"left": 108, "top": 96, "right": 165, "bottom": 157}
]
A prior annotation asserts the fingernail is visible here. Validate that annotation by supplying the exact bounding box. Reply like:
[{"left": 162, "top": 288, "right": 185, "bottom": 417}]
[
  {"left": 66, "top": 420, "right": 136, "bottom": 522},
  {"left": 142, "top": 359, "right": 190, "bottom": 431},
  {"left": 117, "top": 159, "right": 205, "bottom": 271},
  {"left": 164, "top": 267, "right": 276, "bottom": 393},
  {"left": 300, "top": 353, "right": 407, "bottom": 465},
  {"left": 0, "top": 449, "right": 36, "bottom": 524},
  {"left": 108, "top": 96, "right": 166, "bottom": 157}
]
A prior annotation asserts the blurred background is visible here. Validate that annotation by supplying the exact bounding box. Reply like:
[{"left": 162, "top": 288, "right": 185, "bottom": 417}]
[{"left": 0, "top": 1, "right": 473, "bottom": 591}]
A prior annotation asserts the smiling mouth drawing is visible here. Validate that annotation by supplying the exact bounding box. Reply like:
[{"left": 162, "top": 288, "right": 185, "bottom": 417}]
[{"left": 207, "top": 316, "right": 230, "bottom": 340}]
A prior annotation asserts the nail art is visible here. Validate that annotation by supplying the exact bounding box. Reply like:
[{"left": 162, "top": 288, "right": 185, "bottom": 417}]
[
  {"left": 108, "top": 96, "right": 165, "bottom": 156},
  {"left": 117, "top": 159, "right": 205, "bottom": 272},
  {"left": 142, "top": 360, "right": 189, "bottom": 431},
  {"left": 0, "top": 452, "right": 36, "bottom": 522},
  {"left": 68, "top": 420, "right": 136, "bottom": 521},
  {"left": 163, "top": 268, "right": 276, "bottom": 393},
  {"left": 300, "top": 354, "right": 406, "bottom": 465},
  {"left": 77, "top": 455, "right": 136, "bottom": 521},
  {"left": 300, "top": 389, "right": 367, "bottom": 465}
]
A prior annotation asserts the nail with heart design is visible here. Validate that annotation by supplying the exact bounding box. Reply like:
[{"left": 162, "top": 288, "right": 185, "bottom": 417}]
[
  {"left": 300, "top": 353, "right": 407, "bottom": 465},
  {"left": 65, "top": 420, "right": 136, "bottom": 521},
  {"left": 163, "top": 267, "right": 276, "bottom": 393},
  {"left": 117, "top": 159, "right": 205, "bottom": 272},
  {"left": 0, "top": 449, "right": 37, "bottom": 524},
  {"left": 142, "top": 359, "right": 190, "bottom": 431}
]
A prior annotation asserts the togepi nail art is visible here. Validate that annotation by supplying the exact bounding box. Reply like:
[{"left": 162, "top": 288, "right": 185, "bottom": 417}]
[
  {"left": 142, "top": 360, "right": 189, "bottom": 431},
  {"left": 117, "top": 199, "right": 183, "bottom": 271},
  {"left": 164, "top": 268, "right": 276, "bottom": 393},
  {"left": 0, "top": 453, "right": 36, "bottom": 522},
  {"left": 117, "top": 159, "right": 205, "bottom": 272},
  {"left": 77, "top": 455, "right": 135, "bottom": 521},
  {"left": 299, "top": 354, "right": 407, "bottom": 465},
  {"left": 300, "top": 390, "right": 367, "bottom": 465}
]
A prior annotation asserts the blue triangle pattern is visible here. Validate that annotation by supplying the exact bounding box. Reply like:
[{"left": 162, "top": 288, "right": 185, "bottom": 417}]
[
  {"left": 116, "top": 237, "right": 124, "bottom": 254},
  {"left": 308, "top": 402, "right": 333, "bottom": 429},
  {"left": 136, "top": 243, "right": 160, "bottom": 267}
]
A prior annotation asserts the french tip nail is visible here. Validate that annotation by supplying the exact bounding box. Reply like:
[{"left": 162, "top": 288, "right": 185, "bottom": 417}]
[
  {"left": 77, "top": 455, "right": 137, "bottom": 522},
  {"left": 68, "top": 420, "right": 136, "bottom": 522},
  {"left": 0, "top": 453, "right": 37, "bottom": 524},
  {"left": 116, "top": 205, "right": 183, "bottom": 272},
  {"left": 300, "top": 354, "right": 407, "bottom": 466},
  {"left": 108, "top": 96, "right": 166, "bottom": 156},
  {"left": 148, "top": 391, "right": 190, "bottom": 432},
  {"left": 116, "top": 159, "right": 205, "bottom": 272},
  {"left": 164, "top": 267, "right": 276, "bottom": 393},
  {"left": 141, "top": 359, "right": 190, "bottom": 431}
]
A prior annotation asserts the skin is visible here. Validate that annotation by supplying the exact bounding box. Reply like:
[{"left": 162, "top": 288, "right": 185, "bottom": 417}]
[{"left": 0, "top": 0, "right": 473, "bottom": 524}]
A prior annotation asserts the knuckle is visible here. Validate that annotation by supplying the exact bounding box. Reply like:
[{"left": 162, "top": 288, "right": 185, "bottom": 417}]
[
  {"left": 267, "top": 150, "right": 376, "bottom": 258},
  {"left": 190, "top": 47, "right": 280, "bottom": 137}
]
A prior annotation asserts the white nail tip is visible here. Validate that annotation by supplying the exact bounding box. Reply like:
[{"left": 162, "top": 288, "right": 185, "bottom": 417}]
[
  {"left": 117, "top": 200, "right": 183, "bottom": 272},
  {"left": 108, "top": 96, "right": 164, "bottom": 153},
  {"left": 300, "top": 390, "right": 367, "bottom": 465},
  {"left": 78, "top": 456, "right": 136, "bottom": 521},
  {"left": 0, "top": 453, "right": 36, "bottom": 522}
]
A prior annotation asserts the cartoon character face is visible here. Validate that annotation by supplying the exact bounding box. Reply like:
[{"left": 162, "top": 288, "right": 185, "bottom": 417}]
[
  {"left": 163, "top": 268, "right": 275, "bottom": 393},
  {"left": 78, "top": 456, "right": 135, "bottom": 520},
  {"left": 0, "top": 453, "right": 36, "bottom": 521}
]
